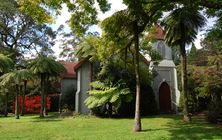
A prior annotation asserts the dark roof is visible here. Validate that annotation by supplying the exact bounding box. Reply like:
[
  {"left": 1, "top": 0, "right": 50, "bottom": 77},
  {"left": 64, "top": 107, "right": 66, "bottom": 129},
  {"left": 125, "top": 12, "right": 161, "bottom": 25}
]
[
  {"left": 60, "top": 61, "right": 78, "bottom": 79},
  {"left": 73, "top": 59, "right": 88, "bottom": 71},
  {"left": 60, "top": 56, "right": 148, "bottom": 79}
]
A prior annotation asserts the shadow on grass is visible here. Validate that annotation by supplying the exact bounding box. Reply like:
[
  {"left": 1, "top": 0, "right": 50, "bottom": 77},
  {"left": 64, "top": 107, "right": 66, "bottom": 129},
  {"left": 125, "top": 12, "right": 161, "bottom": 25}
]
[
  {"left": 30, "top": 113, "right": 62, "bottom": 122},
  {"left": 147, "top": 114, "right": 222, "bottom": 139}
]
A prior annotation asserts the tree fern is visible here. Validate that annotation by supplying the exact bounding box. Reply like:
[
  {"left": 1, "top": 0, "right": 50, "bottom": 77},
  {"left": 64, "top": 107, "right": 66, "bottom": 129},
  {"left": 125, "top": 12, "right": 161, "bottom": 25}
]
[
  {"left": 84, "top": 80, "right": 132, "bottom": 110},
  {"left": 0, "top": 54, "right": 13, "bottom": 74}
]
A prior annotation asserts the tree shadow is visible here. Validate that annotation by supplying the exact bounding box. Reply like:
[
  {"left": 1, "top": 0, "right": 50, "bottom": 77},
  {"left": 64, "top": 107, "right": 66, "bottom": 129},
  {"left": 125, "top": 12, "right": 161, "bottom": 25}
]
[
  {"left": 30, "top": 113, "right": 62, "bottom": 122},
  {"left": 153, "top": 114, "right": 222, "bottom": 139}
]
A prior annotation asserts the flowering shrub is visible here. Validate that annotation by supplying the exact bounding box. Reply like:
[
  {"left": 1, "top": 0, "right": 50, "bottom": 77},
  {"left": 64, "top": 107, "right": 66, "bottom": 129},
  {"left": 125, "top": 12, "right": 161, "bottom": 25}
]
[{"left": 12, "top": 96, "right": 51, "bottom": 114}]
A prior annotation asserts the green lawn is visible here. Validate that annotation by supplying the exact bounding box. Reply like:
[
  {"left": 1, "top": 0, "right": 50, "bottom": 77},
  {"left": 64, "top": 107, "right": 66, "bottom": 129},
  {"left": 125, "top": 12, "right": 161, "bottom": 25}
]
[{"left": 0, "top": 114, "right": 221, "bottom": 140}]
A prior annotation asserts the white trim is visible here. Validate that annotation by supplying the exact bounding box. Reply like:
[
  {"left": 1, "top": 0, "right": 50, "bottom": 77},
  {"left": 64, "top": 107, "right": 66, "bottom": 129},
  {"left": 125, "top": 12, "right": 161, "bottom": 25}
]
[{"left": 75, "top": 69, "right": 81, "bottom": 113}]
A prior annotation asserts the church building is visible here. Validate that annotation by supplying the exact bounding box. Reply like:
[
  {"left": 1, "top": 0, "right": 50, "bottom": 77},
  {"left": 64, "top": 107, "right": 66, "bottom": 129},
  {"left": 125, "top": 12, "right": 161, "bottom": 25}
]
[
  {"left": 62, "top": 25, "right": 180, "bottom": 115},
  {"left": 150, "top": 25, "right": 180, "bottom": 113}
]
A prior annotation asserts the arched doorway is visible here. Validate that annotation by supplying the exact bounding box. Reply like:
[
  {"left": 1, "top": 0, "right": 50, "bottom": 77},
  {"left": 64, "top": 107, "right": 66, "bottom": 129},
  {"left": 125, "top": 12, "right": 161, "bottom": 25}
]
[{"left": 159, "top": 82, "right": 171, "bottom": 113}]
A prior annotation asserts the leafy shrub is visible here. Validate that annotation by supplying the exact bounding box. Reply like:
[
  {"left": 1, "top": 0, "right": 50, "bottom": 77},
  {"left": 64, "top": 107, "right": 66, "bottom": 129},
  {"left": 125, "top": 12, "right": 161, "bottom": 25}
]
[{"left": 207, "top": 101, "right": 222, "bottom": 123}]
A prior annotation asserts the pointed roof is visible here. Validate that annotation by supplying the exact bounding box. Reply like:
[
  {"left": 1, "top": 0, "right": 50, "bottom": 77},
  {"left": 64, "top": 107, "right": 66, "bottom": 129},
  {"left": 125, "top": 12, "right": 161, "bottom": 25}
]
[
  {"left": 60, "top": 61, "right": 78, "bottom": 79},
  {"left": 154, "top": 24, "right": 165, "bottom": 40},
  {"left": 73, "top": 59, "right": 88, "bottom": 71}
]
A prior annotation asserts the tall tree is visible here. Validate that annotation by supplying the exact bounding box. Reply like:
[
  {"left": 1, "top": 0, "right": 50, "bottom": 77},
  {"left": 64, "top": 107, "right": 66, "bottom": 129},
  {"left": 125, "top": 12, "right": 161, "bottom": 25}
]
[
  {"left": 19, "top": 69, "right": 33, "bottom": 116},
  {"left": 201, "top": 19, "right": 222, "bottom": 102},
  {"left": 201, "top": 21, "right": 222, "bottom": 66},
  {"left": 27, "top": 55, "right": 66, "bottom": 117},
  {"left": 163, "top": 3, "right": 206, "bottom": 122},
  {"left": 0, "top": 0, "right": 56, "bottom": 61},
  {"left": 101, "top": 0, "right": 168, "bottom": 131}
]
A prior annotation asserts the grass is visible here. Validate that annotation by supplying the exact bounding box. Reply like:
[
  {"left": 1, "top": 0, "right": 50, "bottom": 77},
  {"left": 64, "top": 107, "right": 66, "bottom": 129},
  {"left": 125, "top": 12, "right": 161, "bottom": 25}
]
[{"left": 0, "top": 114, "right": 222, "bottom": 140}]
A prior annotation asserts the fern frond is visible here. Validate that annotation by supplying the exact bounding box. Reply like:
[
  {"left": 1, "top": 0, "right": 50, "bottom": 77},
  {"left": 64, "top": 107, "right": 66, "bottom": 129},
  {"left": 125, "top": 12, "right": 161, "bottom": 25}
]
[
  {"left": 110, "top": 93, "right": 119, "bottom": 103},
  {"left": 113, "top": 98, "right": 121, "bottom": 109},
  {"left": 85, "top": 80, "right": 131, "bottom": 110},
  {"left": 120, "top": 88, "right": 130, "bottom": 95},
  {"left": 90, "top": 81, "right": 108, "bottom": 90}
]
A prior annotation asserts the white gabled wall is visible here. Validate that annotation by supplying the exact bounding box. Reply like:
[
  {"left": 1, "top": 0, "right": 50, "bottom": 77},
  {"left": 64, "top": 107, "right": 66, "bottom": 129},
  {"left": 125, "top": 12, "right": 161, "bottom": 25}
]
[
  {"left": 75, "top": 68, "right": 81, "bottom": 113},
  {"left": 150, "top": 40, "right": 180, "bottom": 113},
  {"left": 75, "top": 61, "right": 91, "bottom": 114}
]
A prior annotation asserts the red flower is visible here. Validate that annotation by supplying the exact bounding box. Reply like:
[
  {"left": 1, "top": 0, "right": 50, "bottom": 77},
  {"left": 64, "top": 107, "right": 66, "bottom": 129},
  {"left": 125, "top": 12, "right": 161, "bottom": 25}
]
[{"left": 12, "top": 96, "right": 52, "bottom": 114}]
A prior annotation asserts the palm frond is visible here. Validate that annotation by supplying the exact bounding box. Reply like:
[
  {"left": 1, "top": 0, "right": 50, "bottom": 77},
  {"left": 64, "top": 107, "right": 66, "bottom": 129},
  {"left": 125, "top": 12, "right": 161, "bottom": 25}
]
[
  {"left": 0, "top": 53, "right": 13, "bottom": 73},
  {"left": 110, "top": 93, "right": 119, "bottom": 103},
  {"left": 163, "top": 6, "right": 206, "bottom": 46},
  {"left": 0, "top": 72, "right": 16, "bottom": 86},
  {"left": 0, "top": 69, "right": 33, "bottom": 86},
  {"left": 27, "top": 55, "right": 66, "bottom": 76}
]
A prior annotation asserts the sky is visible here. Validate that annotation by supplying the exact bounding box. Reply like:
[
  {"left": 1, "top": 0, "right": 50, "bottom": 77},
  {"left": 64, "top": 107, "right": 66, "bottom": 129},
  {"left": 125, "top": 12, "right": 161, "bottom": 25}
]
[
  {"left": 52, "top": 0, "right": 216, "bottom": 59},
  {"left": 52, "top": 0, "right": 127, "bottom": 59}
]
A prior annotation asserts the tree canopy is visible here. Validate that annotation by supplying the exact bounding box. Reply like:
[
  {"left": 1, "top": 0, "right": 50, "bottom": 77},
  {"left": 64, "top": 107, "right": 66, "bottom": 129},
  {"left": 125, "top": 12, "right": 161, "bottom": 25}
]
[{"left": 0, "top": 0, "right": 56, "bottom": 61}]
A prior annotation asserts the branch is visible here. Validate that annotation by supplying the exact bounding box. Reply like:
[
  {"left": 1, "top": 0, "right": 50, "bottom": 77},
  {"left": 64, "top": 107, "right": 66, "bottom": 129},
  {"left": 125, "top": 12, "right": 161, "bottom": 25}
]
[{"left": 0, "top": 34, "right": 13, "bottom": 49}]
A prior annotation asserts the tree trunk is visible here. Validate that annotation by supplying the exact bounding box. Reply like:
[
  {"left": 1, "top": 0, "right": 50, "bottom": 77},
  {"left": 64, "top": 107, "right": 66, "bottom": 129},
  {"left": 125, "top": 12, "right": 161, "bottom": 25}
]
[
  {"left": 59, "top": 94, "right": 62, "bottom": 113},
  {"left": 133, "top": 21, "right": 141, "bottom": 132},
  {"left": 21, "top": 80, "right": 27, "bottom": 116},
  {"left": 108, "top": 103, "right": 112, "bottom": 117},
  {"left": 44, "top": 93, "right": 48, "bottom": 116},
  {"left": 180, "top": 45, "right": 191, "bottom": 122},
  {"left": 40, "top": 74, "right": 45, "bottom": 117},
  {"left": 15, "top": 84, "right": 20, "bottom": 119},
  {"left": 4, "top": 92, "right": 8, "bottom": 117},
  {"left": 44, "top": 75, "right": 49, "bottom": 116}
]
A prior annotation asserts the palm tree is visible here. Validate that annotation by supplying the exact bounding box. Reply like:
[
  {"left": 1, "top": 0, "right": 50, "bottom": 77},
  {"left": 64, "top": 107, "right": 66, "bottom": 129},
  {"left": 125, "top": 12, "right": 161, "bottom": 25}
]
[
  {"left": 163, "top": 5, "right": 206, "bottom": 122},
  {"left": 0, "top": 53, "right": 13, "bottom": 117},
  {"left": 0, "top": 87, "right": 9, "bottom": 117},
  {"left": 0, "top": 69, "right": 33, "bottom": 119},
  {"left": 18, "top": 69, "right": 33, "bottom": 116},
  {"left": 0, "top": 72, "right": 18, "bottom": 119},
  {"left": 27, "top": 55, "right": 66, "bottom": 117}
]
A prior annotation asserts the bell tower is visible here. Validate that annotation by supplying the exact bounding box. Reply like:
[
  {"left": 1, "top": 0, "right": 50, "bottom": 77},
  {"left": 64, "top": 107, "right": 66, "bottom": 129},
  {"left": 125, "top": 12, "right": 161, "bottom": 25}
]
[{"left": 150, "top": 25, "right": 180, "bottom": 113}]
